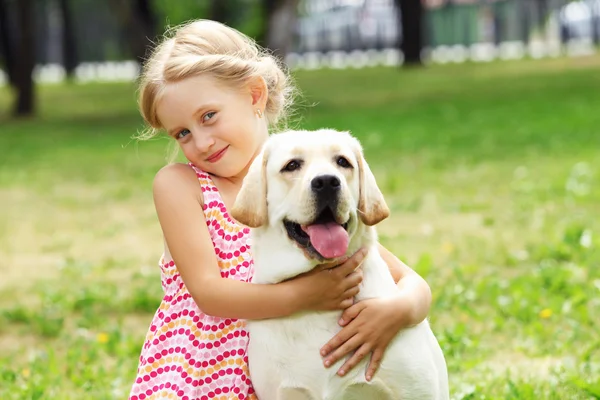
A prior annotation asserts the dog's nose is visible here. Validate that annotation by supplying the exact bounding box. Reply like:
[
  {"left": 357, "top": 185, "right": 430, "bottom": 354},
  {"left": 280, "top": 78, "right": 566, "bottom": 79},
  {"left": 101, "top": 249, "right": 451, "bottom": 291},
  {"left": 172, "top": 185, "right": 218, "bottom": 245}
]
[{"left": 311, "top": 175, "right": 341, "bottom": 192}]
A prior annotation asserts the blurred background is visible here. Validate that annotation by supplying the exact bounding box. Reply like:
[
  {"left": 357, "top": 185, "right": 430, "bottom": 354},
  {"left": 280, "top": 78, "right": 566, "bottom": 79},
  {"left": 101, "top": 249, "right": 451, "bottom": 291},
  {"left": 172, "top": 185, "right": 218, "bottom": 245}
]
[{"left": 0, "top": 0, "right": 599, "bottom": 399}]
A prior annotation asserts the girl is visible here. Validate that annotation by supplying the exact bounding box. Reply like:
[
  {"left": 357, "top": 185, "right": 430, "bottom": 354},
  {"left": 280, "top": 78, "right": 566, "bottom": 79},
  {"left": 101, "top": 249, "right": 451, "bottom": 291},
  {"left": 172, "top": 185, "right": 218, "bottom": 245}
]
[{"left": 130, "top": 19, "right": 433, "bottom": 400}]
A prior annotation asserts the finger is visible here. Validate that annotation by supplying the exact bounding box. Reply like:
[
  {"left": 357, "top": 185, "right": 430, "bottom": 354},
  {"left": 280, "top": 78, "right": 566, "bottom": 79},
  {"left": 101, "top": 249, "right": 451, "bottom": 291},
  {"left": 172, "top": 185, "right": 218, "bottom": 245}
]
[
  {"left": 342, "top": 286, "right": 360, "bottom": 300},
  {"left": 323, "top": 333, "right": 362, "bottom": 368},
  {"left": 342, "top": 271, "right": 363, "bottom": 290},
  {"left": 365, "top": 347, "right": 385, "bottom": 381},
  {"left": 320, "top": 255, "right": 350, "bottom": 271},
  {"left": 321, "top": 323, "right": 358, "bottom": 358},
  {"left": 339, "top": 248, "right": 367, "bottom": 274},
  {"left": 339, "top": 302, "right": 365, "bottom": 326},
  {"left": 339, "top": 298, "right": 354, "bottom": 309},
  {"left": 337, "top": 342, "right": 372, "bottom": 377},
  {"left": 351, "top": 268, "right": 364, "bottom": 281}
]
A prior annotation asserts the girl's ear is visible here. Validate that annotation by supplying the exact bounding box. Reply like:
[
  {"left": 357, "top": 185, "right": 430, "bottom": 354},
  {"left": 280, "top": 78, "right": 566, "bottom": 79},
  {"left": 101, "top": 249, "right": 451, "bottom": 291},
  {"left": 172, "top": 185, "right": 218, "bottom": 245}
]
[{"left": 248, "top": 76, "right": 268, "bottom": 110}]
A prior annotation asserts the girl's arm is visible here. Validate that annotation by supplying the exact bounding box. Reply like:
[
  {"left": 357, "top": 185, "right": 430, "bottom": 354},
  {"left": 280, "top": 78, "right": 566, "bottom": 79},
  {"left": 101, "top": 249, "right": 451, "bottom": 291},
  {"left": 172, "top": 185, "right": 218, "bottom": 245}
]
[
  {"left": 152, "top": 164, "right": 363, "bottom": 320},
  {"left": 378, "top": 243, "right": 432, "bottom": 326}
]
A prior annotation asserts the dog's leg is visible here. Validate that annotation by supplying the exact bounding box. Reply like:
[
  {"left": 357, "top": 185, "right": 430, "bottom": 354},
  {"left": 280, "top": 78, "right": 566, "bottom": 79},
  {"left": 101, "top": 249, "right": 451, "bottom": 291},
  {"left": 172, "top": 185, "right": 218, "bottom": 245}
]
[
  {"left": 277, "top": 387, "right": 319, "bottom": 400},
  {"left": 332, "top": 380, "right": 396, "bottom": 400}
]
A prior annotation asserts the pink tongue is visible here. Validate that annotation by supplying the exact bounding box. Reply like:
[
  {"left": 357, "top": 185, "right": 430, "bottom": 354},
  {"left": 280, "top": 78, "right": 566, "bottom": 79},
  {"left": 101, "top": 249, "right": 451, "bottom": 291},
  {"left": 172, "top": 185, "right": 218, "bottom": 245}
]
[{"left": 302, "top": 222, "right": 349, "bottom": 259}]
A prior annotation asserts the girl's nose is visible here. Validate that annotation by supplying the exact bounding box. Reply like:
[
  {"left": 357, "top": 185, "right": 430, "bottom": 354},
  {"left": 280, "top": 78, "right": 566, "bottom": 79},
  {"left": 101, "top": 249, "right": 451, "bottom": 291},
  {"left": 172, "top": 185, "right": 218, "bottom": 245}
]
[{"left": 193, "top": 132, "right": 215, "bottom": 153}]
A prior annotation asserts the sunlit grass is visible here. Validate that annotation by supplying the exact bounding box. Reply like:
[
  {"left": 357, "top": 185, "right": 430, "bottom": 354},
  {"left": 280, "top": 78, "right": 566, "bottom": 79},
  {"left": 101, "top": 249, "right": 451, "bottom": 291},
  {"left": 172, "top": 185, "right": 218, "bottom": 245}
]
[{"left": 1, "top": 55, "right": 599, "bottom": 399}]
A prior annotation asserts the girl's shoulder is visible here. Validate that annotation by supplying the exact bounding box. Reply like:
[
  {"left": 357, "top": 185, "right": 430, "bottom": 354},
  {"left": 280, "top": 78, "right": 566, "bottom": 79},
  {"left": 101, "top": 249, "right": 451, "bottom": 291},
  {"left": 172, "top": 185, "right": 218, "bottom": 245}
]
[{"left": 153, "top": 162, "right": 205, "bottom": 206}]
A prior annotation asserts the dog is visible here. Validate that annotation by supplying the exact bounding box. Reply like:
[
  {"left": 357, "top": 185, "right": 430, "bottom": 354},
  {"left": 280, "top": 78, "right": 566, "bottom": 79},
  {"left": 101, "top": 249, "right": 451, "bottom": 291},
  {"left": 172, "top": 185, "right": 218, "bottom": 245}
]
[{"left": 231, "top": 129, "right": 449, "bottom": 400}]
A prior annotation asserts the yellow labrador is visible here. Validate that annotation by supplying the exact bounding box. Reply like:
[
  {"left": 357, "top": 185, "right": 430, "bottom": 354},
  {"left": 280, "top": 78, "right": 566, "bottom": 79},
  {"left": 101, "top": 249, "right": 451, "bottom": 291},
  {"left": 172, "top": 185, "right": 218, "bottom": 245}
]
[{"left": 231, "top": 129, "right": 449, "bottom": 400}]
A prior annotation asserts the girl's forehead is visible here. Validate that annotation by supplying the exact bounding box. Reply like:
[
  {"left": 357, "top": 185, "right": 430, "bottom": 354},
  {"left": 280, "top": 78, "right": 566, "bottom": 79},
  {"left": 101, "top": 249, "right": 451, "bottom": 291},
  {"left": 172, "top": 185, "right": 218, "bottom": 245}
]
[
  {"left": 155, "top": 75, "right": 247, "bottom": 124},
  {"left": 160, "top": 75, "right": 248, "bottom": 110},
  {"left": 165, "top": 75, "right": 231, "bottom": 96}
]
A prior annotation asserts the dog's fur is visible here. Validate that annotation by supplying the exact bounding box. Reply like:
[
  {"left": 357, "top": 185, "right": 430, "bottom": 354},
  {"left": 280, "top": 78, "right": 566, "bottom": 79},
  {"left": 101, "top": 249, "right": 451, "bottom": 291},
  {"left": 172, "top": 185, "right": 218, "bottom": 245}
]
[{"left": 231, "top": 129, "right": 449, "bottom": 400}]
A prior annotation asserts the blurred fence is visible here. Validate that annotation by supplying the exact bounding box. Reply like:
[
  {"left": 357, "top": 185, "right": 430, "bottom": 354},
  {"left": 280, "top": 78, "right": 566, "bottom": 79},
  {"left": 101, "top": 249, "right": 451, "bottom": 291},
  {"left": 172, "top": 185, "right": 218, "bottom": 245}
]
[
  {"left": 0, "top": 0, "right": 599, "bottom": 85},
  {"left": 290, "top": 0, "right": 599, "bottom": 69},
  {"left": 296, "top": 0, "right": 600, "bottom": 52}
]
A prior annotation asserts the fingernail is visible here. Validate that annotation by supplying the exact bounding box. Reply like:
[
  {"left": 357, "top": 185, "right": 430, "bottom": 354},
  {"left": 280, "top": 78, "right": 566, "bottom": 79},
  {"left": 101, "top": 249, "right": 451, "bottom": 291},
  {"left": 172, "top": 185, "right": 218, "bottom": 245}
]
[
  {"left": 338, "top": 369, "right": 345, "bottom": 376},
  {"left": 338, "top": 318, "right": 344, "bottom": 325},
  {"left": 366, "top": 375, "right": 372, "bottom": 381}
]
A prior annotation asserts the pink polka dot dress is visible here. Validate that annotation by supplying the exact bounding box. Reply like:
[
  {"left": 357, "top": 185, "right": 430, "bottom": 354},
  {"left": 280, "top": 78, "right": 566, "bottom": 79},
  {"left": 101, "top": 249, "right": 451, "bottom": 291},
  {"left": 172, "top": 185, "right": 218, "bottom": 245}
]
[{"left": 129, "top": 164, "right": 257, "bottom": 400}]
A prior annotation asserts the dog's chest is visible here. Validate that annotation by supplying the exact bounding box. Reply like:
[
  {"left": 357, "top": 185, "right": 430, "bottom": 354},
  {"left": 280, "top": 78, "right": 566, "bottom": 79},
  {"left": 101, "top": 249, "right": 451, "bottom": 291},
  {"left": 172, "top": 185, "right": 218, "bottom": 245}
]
[
  {"left": 247, "top": 311, "right": 345, "bottom": 373},
  {"left": 248, "top": 311, "right": 341, "bottom": 353},
  {"left": 246, "top": 312, "right": 377, "bottom": 398}
]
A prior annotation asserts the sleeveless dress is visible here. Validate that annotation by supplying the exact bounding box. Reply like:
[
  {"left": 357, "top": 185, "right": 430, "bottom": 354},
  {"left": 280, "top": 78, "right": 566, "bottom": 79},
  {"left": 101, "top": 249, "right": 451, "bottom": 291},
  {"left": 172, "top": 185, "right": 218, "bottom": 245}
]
[{"left": 129, "top": 164, "right": 258, "bottom": 400}]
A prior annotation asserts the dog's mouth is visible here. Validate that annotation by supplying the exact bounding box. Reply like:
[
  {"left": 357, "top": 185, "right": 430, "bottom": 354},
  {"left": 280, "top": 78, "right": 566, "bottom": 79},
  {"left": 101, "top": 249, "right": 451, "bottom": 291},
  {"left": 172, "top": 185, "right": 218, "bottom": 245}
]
[{"left": 284, "top": 208, "right": 350, "bottom": 260}]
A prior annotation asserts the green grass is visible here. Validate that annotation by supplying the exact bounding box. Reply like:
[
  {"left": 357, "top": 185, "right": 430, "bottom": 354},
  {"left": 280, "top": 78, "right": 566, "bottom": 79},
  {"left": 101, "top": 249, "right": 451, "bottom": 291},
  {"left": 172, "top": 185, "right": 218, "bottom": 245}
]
[{"left": 1, "top": 55, "right": 599, "bottom": 399}]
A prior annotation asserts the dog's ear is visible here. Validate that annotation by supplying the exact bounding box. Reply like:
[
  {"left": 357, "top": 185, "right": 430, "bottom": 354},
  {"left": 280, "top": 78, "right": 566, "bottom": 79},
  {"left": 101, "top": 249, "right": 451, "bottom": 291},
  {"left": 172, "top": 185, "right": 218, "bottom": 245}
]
[
  {"left": 231, "top": 147, "right": 269, "bottom": 228},
  {"left": 353, "top": 140, "right": 390, "bottom": 226}
]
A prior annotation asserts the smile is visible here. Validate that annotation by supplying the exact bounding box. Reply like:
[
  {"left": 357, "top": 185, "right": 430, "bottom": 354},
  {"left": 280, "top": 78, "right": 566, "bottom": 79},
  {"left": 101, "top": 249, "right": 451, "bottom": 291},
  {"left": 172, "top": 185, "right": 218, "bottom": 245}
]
[{"left": 206, "top": 146, "right": 229, "bottom": 163}]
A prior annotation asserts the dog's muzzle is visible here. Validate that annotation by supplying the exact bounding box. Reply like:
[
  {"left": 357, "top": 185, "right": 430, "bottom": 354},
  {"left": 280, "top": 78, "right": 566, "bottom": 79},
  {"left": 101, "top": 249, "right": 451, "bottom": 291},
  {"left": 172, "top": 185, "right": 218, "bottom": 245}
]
[{"left": 283, "top": 174, "right": 349, "bottom": 261}]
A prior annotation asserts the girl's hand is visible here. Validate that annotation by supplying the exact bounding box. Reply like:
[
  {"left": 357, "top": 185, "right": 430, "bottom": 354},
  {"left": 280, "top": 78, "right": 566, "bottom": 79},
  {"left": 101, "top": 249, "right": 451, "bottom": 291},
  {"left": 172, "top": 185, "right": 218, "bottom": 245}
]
[
  {"left": 294, "top": 248, "right": 367, "bottom": 312},
  {"left": 319, "top": 295, "right": 413, "bottom": 381}
]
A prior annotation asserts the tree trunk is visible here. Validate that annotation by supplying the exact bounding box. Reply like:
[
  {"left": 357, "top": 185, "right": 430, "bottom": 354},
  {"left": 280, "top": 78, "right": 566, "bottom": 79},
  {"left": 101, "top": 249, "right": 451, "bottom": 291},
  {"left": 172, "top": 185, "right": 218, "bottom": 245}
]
[
  {"left": 0, "top": 0, "right": 16, "bottom": 86},
  {"left": 521, "top": 0, "right": 530, "bottom": 45},
  {"left": 14, "top": 0, "right": 35, "bottom": 117},
  {"left": 108, "top": 0, "right": 156, "bottom": 66},
  {"left": 262, "top": 0, "right": 298, "bottom": 60},
  {"left": 210, "top": 0, "right": 233, "bottom": 24},
  {"left": 535, "top": 0, "right": 548, "bottom": 42},
  {"left": 396, "top": 0, "right": 424, "bottom": 67},
  {"left": 59, "top": 0, "right": 78, "bottom": 80},
  {"left": 131, "top": 0, "right": 156, "bottom": 65},
  {"left": 591, "top": 0, "right": 600, "bottom": 45}
]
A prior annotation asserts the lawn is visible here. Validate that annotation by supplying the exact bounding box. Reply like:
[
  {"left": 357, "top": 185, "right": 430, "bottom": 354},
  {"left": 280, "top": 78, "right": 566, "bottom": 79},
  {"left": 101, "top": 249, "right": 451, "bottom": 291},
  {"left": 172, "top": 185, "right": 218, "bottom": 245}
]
[{"left": 0, "top": 55, "right": 599, "bottom": 399}]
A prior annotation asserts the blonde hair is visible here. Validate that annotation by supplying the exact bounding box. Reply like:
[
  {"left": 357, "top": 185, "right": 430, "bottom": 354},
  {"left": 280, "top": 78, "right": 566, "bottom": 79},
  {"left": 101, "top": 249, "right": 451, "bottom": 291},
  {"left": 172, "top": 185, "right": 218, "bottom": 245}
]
[{"left": 136, "top": 20, "right": 297, "bottom": 140}]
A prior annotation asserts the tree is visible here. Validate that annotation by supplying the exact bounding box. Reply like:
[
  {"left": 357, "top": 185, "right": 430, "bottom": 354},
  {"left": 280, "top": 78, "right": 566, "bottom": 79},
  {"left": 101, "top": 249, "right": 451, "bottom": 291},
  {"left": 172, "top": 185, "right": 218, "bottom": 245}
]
[
  {"left": 591, "top": 0, "right": 600, "bottom": 45},
  {"left": 262, "top": 0, "right": 299, "bottom": 60},
  {"left": 210, "top": 0, "right": 233, "bottom": 25},
  {"left": 520, "top": 0, "right": 531, "bottom": 45},
  {"left": 59, "top": 0, "right": 78, "bottom": 80},
  {"left": 0, "top": 0, "right": 16, "bottom": 87},
  {"left": 14, "top": 0, "right": 35, "bottom": 116},
  {"left": 395, "top": 0, "right": 424, "bottom": 67},
  {"left": 108, "top": 0, "right": 156, "bottom": 66}
]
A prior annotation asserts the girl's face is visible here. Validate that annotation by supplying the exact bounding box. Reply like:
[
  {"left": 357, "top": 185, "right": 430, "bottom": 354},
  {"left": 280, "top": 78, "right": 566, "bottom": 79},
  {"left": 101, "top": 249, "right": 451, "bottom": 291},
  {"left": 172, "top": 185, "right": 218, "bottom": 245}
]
[{"left": 156, "top": 74, "right": 269, "bottom": 181}]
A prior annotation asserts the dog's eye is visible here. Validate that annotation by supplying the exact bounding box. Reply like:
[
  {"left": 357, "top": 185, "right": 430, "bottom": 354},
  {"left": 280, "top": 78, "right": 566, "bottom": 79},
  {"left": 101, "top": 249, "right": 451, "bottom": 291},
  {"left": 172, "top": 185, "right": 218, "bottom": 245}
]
[
  {"left": 336, "top": 156, "right": 353, "bottom": 169},
  {"left": 281, "top": 159, "right": 302, "bottom": 172}
]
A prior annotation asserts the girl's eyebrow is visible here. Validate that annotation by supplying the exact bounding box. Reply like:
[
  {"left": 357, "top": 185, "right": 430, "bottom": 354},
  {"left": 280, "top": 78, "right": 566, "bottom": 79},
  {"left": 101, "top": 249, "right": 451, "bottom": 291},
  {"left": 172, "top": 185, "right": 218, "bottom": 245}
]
[
  {"left": 192, "top": 102, "right": 220, "bottom": 118},
  {"left": 167, "top": 126, "right": 185, "bottom": 137}
]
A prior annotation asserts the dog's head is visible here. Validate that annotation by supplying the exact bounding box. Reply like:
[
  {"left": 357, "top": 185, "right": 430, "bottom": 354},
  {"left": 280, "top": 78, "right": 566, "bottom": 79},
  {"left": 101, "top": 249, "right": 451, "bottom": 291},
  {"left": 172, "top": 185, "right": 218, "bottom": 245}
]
[{"left": 231, "top": 129, "right": 389, "bottom": 261}]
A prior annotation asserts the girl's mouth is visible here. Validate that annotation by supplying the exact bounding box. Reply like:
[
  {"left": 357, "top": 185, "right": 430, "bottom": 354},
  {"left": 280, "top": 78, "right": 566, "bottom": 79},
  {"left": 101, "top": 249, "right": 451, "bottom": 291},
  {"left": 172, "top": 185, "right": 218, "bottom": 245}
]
[{"left": 206, "top": 146, "right": 229, "bottom": 163}]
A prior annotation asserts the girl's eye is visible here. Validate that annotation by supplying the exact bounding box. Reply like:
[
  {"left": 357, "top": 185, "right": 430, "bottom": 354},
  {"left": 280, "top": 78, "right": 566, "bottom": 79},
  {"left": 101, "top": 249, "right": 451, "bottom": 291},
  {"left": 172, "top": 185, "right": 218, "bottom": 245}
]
[
  {"left": 176, "top": 129, "right": 191, "bottom": 139},
  {"left": 203, "top": 111, "right": 216, "bottom": 122},
  {"left": 336, "top": 156, "right": 353, "bottom": 169}
]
